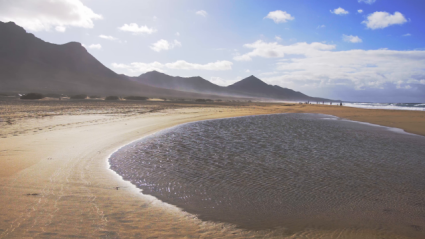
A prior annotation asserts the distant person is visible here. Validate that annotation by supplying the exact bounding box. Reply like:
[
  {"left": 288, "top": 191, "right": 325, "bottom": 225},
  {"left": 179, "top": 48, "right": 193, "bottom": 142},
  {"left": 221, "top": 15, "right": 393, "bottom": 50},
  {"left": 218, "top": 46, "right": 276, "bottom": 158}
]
[{"left": 340, "top": 102, "right": 342, "bottom": 106}]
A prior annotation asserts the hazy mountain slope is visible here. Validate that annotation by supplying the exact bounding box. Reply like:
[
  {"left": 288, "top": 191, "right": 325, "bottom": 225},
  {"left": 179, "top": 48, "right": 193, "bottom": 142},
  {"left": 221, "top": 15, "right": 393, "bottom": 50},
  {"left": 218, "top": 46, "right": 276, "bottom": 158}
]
[
  {"left": 136, "top": 72, "right": 336, "bottom": 101},
  {"left": 134, "top": 71, "right": 240, "bottom": 96},
  {"left": 227, "top": 76, "right": 332, "bottom": 101},
  {"left": 227, "top": 76, "right": 274, "bottom": 96},
  {"left": 0, "top": 21, "right": 227, "bottom": 99}
]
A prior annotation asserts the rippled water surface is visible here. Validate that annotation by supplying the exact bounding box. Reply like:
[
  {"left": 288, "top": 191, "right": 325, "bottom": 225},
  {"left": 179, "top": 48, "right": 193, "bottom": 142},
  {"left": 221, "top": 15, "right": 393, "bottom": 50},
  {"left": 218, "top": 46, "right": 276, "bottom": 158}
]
[{"left": 110, "top": 113, "right": 425, "bottom": 237}]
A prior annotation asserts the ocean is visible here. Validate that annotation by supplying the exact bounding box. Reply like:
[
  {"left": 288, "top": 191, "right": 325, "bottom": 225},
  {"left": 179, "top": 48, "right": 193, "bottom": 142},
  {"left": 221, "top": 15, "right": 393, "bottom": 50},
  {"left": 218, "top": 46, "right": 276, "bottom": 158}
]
[
  {"left": 110, "top": 113, "right": 425, "bottom": 238},
  {"left": 343, "top": 102, "right": 425, "bottom": 111}
]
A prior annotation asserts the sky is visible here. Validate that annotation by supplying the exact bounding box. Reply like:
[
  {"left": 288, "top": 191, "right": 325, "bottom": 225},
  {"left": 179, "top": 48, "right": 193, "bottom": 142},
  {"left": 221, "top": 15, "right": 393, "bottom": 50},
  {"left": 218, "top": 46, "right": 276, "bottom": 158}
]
[{"left": 1, "top": 0, "right": 425, "bottom": 102}]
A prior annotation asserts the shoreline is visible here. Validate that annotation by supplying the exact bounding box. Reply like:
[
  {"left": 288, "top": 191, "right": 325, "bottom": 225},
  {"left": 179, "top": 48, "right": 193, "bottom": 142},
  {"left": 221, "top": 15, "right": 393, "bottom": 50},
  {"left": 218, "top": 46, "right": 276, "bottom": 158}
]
[
  {"left": 0, "top": 104, "right": 294, "bottom": 238},
  {"left": 1, "top": 101, "right": 423, "bottom": 238}
]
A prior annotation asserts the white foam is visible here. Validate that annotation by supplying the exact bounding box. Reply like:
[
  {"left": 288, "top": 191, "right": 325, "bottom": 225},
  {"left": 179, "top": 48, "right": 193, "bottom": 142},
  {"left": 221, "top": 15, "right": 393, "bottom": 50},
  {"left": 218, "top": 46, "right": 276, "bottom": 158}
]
[{"left": 344, "top": 103, "right": 425, "bottom": 111}]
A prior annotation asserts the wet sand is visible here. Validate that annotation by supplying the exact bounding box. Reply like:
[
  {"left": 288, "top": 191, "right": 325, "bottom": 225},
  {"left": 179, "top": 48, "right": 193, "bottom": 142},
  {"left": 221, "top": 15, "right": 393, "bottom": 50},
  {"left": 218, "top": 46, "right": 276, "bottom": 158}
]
[{"left": 0, "top": 100, "right": 424, "bottom": 238}]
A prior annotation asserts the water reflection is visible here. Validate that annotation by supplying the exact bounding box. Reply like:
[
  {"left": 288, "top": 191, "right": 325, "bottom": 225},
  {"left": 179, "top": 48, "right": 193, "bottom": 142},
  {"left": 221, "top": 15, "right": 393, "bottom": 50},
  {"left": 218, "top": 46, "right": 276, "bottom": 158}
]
[{"left": 110, "top": 113, "right": 425, "bottom": 237}]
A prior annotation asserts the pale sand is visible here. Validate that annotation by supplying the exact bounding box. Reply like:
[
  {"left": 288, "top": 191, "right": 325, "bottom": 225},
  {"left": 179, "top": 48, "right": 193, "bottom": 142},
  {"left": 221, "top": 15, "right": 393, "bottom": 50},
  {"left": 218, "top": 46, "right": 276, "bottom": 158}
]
[{"left": 0, "top": 101, "right": 423, "bottom": 238}]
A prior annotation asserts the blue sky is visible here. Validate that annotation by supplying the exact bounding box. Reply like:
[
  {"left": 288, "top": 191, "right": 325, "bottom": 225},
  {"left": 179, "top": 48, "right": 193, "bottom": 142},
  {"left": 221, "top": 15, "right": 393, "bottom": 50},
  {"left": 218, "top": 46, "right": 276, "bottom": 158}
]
[{"left": 1, "top": 0, "right": 424, "bottom": 102}]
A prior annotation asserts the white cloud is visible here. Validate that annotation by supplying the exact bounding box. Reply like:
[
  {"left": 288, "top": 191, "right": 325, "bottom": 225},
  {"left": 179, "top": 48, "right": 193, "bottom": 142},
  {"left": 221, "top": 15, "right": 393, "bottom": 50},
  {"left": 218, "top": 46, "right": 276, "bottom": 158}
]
[
  {"left": 88, "top": 44, "right": 101, "bottom": 49},
  {"left": 233, "top": 40, "right": 336, "bottom": 61},
  {"left": 165, "top": 60, "right": 232, "bottom": 70},
  {"left": 99, "top": 35, "right": 117, "bottom": 41},
  {"left": 396, "top": 80, "right": 413, "bottom": 89},
  {"left": 397, "top": 84, "right": 412, "bottom": 89},
  {"left": 118, "top": 23, "right": 156, "bottom": 34},
  {"left": 358, "top": 9, "right": 363, "bottom": 13},
  {"left": 358, "top": 0, "right": 376, "bottom": 4},
  {"left": 265, "top": 10, "right": 294, "bottom": 23},
  {"left": 84, "top": 44, "right": 101, "bottom": 49},
  {"left": 246, "top": 69, "right": 250, "bottom": 73},
  {"left": 175, "top": 32, "right": 180, "bottom": 36},
  {"left": 331, "top": 7, "right": 349, "bottom": 15},
  {"left": 112, "top": 60, "right": 233, "bottom": 75},
  {"left": 261, "top": 49, "right": 425, "bottom": 91},
  {"left": 150, "top": 39, "right": 182, "bottom": 52},
  {"left": 260, "top": 71, "right": 279, "bottom": 76},
  {"left": 343, "top": 35, "right": 363, "bottom": 43},
  {"left": 112, "top": 62, "right": 165, "bottom": 73},
  {"left": 55, "top": 25, "right": 66, "bottom": 32},
  {"left": 275, "top": 36, "right": 282, "bottom": 41},
  {"left": 234, "top": 39, "right": 425, "bottom": 91},
  {"left": 317, "top": 25, "right": 326, "bottom": 29},
  {"left": 196, "top": 10, "right": 208, "bottom": 17},
  {"left": 362, "top": 12, "right": 407, "bottom": 29},
  {"left": 173, "top": 40, "right": 182, "bottom": 47},
  {"left": 0, "top": 0, "right": 102, "bottom": 32},
  {"left": 403, "top": 33, "right": 412, "bottom": 37}
]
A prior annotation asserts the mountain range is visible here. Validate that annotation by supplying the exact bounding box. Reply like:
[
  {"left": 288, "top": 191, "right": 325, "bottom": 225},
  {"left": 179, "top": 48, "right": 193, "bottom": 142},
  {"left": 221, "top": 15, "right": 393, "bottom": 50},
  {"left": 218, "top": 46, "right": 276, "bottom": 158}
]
[
  {"left": 0, "top": 21, "right": 335, "bottom": 102},
  {"left": 0, "top": 21, "right": 226, "bottom": 99},
  {"left": 134, "top": 71, "right": 331, "bottom": 101}
]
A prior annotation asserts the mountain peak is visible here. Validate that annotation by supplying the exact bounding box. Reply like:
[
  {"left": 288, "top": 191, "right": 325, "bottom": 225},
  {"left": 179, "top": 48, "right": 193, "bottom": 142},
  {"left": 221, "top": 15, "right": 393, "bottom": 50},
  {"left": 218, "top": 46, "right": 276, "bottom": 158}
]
[
  {"left": 229, "top": 75, "right": 268, "bottom": 88},
  {"left": 0, "top": 21, "right": 34, "bottom": 40},
  {"left": 63, "top": 41, "right": 85, "bottom": 51},
  {"left": 0, "top": 21, "right": 25, "bottom": 32},
  {"left": 139, "top": 70, "right": 166, "bottom": 78}
]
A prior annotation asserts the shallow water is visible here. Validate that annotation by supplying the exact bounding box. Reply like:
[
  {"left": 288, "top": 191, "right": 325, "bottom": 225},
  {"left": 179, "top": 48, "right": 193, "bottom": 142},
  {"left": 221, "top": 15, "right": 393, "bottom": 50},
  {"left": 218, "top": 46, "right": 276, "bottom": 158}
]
[{"left": 110, "top": 113, "right": 425, "bottom": 237}]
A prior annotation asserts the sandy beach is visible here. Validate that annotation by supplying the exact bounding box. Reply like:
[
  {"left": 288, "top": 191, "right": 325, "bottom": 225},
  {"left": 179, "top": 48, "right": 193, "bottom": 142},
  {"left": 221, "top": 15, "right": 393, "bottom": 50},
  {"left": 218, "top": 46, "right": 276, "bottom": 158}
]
[{"left": 1, "top": 99, "right": 424, "bottom": 239}]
